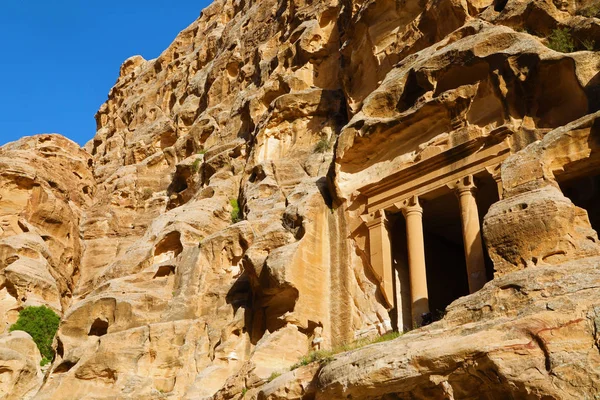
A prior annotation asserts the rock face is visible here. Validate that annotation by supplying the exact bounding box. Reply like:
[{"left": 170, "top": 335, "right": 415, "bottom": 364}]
[
  {"left": 0, "top": 0, "right": 599, "bottom": 398},
  {"left": 484, "top": 111, "right": 600, "bottom": 274},
  {"left": 314, "top": 256, "right": 600, "bottom": 399},
  {"left": 0, "top": 331, "right": 42, "bottom": 400},
  {"left": 0, "top": 135, "right": 94, "bottom": 325}
]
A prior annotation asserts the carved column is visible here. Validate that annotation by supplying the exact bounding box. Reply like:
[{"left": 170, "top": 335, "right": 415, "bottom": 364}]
[
  {"left": 402, "top": 197, "right": 429, "bottom": 325},
  {"left": 454, "top": 176, "right": 487, "bottom": 293},
  {"left": 363, "top": 210, "right": 394, "bottom": 309}
]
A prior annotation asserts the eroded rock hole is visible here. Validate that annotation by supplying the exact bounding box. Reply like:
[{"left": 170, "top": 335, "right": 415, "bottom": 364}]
[
  {"left": 15, "top": 176, "right": 38, "bottom": 190},
  {"left": 17, "top": 221, "right": 29, "bottom": 232},
  {"left": 88, "top": 318, "right": 109, "bottom": 336},
  {"left": 248, "top": 165, "right": 267, "bottom": 183},
  {"left": 54, "top": 360, "right": 76, "bottom": 373},
  {"left": 282, "top": 212, "right": 305, "bottom": 240},
  {"left": 167, "top": 164, "right": 191, "bottom": 196},
  {"left": 397, "top": 69, "right": 433, "bottom": 112},
  {"left": 56, "top": 337, "right": 64, "bottom": 357},
  {"left": 160, "top": 130, "right": 177, "bottom": 149},
  {"left": 226, "top": 272, "right": 252, "bottom": 311},
  {"left": 91, "top": 139, "right": 102, "bottom": 156},
  {"left": 3, "top": 281, "right": 18, "bottom": 299},
  {"left": 154, "top": 231, "right": 183, "bottom": 259},
  {"left": 226, "top": 61, "right": 240, "bottom": 78},
  {"left": 493, "top": 0, "right": 508, "bottom": 11},
  {"left": 185, "top": 138, "right": 195, "bottom": 157},
  {"left": 242, "top": 259, "right": 300, "bottom": 344},
  {"left": 153, "top": 265, "right": 175, "bottom": 278}
]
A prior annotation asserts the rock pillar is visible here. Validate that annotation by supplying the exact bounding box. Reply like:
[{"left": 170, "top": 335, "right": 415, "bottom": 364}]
[
  {"left": 402, "top": 197, "right": 429, "bottom": 326},
  {"left": 364, "top": 210, "right": 394, "bottom": 308},
  {"left": 455, "top": 176, "right": 487, "bottom": 293}
]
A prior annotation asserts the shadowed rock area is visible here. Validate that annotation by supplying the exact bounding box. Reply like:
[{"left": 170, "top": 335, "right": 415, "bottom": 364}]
[{"left": 0, "top": 0, "right": 599, "bottom": 399}]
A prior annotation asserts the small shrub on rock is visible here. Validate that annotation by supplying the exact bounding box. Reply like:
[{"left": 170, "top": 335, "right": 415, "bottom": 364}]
[
  {"left": 582, "top": 39, "right": 595, "bottom": 51},
  {"left": 314, "top": 137, "right": 330, "bottom": 153},
  {"left": 290, "top": 331, "right": 402, "bottom": 371},
  {"left": 267, "top": 371, "right": 281, "bottom": 382},
  {"left": 230, "top": 199, "right": 241, "bottom": 223},
  {"left": 10, "top": 306, "right": 60, "bottom": 366},
  {"left": 580, "top": 4, "right": 599, "bottom": 18},
  {"left": 141, "top": 188, "right": 153, "bottom": 200},
  {"left": 191, "top": 158, "right": 201, "bottom": 173},
  {"left": 547, "top": 28, "right": 575, "bottom": 53}
]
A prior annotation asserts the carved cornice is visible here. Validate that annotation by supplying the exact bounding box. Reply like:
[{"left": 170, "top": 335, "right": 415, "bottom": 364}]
[{"left": 358, "top": 126, "right": 512, "bottom": 213}]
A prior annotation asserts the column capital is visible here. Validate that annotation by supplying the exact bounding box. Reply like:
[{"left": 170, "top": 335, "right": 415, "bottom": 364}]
[
  {"left": 452, "top": 175, "right": 477, "bottom": 197},
  {"left": 485, "top": 164, "right": 502, "bottom": 180},
  {"left": 361, "top": 209, "right": 388, "bottom": 229},
  {"left": 399, "top": 196, "right": 423, "bottom": 217}
]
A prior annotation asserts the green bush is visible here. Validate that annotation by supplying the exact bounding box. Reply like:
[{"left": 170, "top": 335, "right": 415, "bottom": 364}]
[
  {"left": 191, "top": 158, "right": 201, "bottom": 173},
  {"left": 369, "top": 331, "right": 402, "bottom": 344},
  {"left": 314, "top": 137, "right": 330, "bottom": 153},
  {"left": 10, "top": 306, "right": 60, "bottom": 366},
  {"left": 580, "top": 4, "right": 599, "bottom": 18},
  {"left": 290, "top": 349, "right": 335, "bottom": 370},
  {"left": 582, "top": 39, "right": 595, "bottom": 51},
  {"left": 267, "top": 371, "right": 281, "bottom": 382},
  {"left": 547, "top": 28, "right": 575, "bottom": 53},
  {"left": 230, "top": 199, "right": 241, "bottom": 223},
  {"left": 290, "top": 331, "right": 402, "bottom": 371}
]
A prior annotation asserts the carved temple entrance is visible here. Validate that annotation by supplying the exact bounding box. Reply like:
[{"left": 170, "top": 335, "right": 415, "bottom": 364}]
[{"left": 360, "top": 138, "right": 507, "bottom": 329}]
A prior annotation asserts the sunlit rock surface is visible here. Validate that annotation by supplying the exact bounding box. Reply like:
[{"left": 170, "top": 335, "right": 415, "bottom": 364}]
[{"left": 0, "top": 0, "right": 599, "bottom": 398}]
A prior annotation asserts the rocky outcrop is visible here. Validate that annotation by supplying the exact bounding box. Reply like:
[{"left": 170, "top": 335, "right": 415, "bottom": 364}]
[
  {"left": 30, "top": 1, "right": 387, "bottom": 398},
  {"left": 0, "top": 135, "right": 94, "bottom": 330},
  {"left": 314, "top": 255, "right": 600, "bottom": 399},
  {"left": 484, "top": 111, "right": 600, "bottom": 274},
  {"left": 0, "top": 331, "right": 42, "bottom": 400},
  {"left": 0, "top": 0, "right": 599, "bottom": 398},
  {"left": 258, "top": 112, "right": 600, "bottom": 400}
]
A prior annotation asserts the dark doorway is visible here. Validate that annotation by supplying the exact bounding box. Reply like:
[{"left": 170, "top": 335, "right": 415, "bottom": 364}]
[
  {"left": 558, "top": 174, "right": 600, "bottom": 233},
  {"left": 421, "top": 190, "right": 470, "bottom": 316},
  {"left": 473, "top": 171, "right": 501, "bottom": 282},
  {"left": 388, "top": 190, "right": 470, "bottom": 330},
  {"left": 388, "top": 214, "right": 411, "bottom": 331}
]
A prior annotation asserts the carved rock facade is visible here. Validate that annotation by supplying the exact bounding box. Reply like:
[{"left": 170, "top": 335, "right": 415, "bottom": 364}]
[{"left": 0, "top": 0, "right": 599, "bottom": 398}]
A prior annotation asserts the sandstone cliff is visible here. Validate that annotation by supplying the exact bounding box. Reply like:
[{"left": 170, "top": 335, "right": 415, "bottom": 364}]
[{"left": 0, "top": 0, "right": 599, "bottom": 399}]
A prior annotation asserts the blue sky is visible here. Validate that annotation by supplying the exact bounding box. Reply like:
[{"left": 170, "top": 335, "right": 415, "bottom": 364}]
[{"left": 0, "top": 1, "right": 212, "bottom": 147}]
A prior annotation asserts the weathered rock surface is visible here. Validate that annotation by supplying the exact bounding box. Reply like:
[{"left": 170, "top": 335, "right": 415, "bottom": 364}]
[
  {"left": 0, "top": 0, "right": 599, "bottom": 398},
  {"left": 0, "top": 331, "right": 43, "bottom": 400},
  {"left": 314, "top": 255, "right": 600, "bottom": 399},
  {"left": 0, "top": 135, "right": 95, "bottom": 330},
  {"left": 484, "top": 111, "right": 600, "bottom": 274}
]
